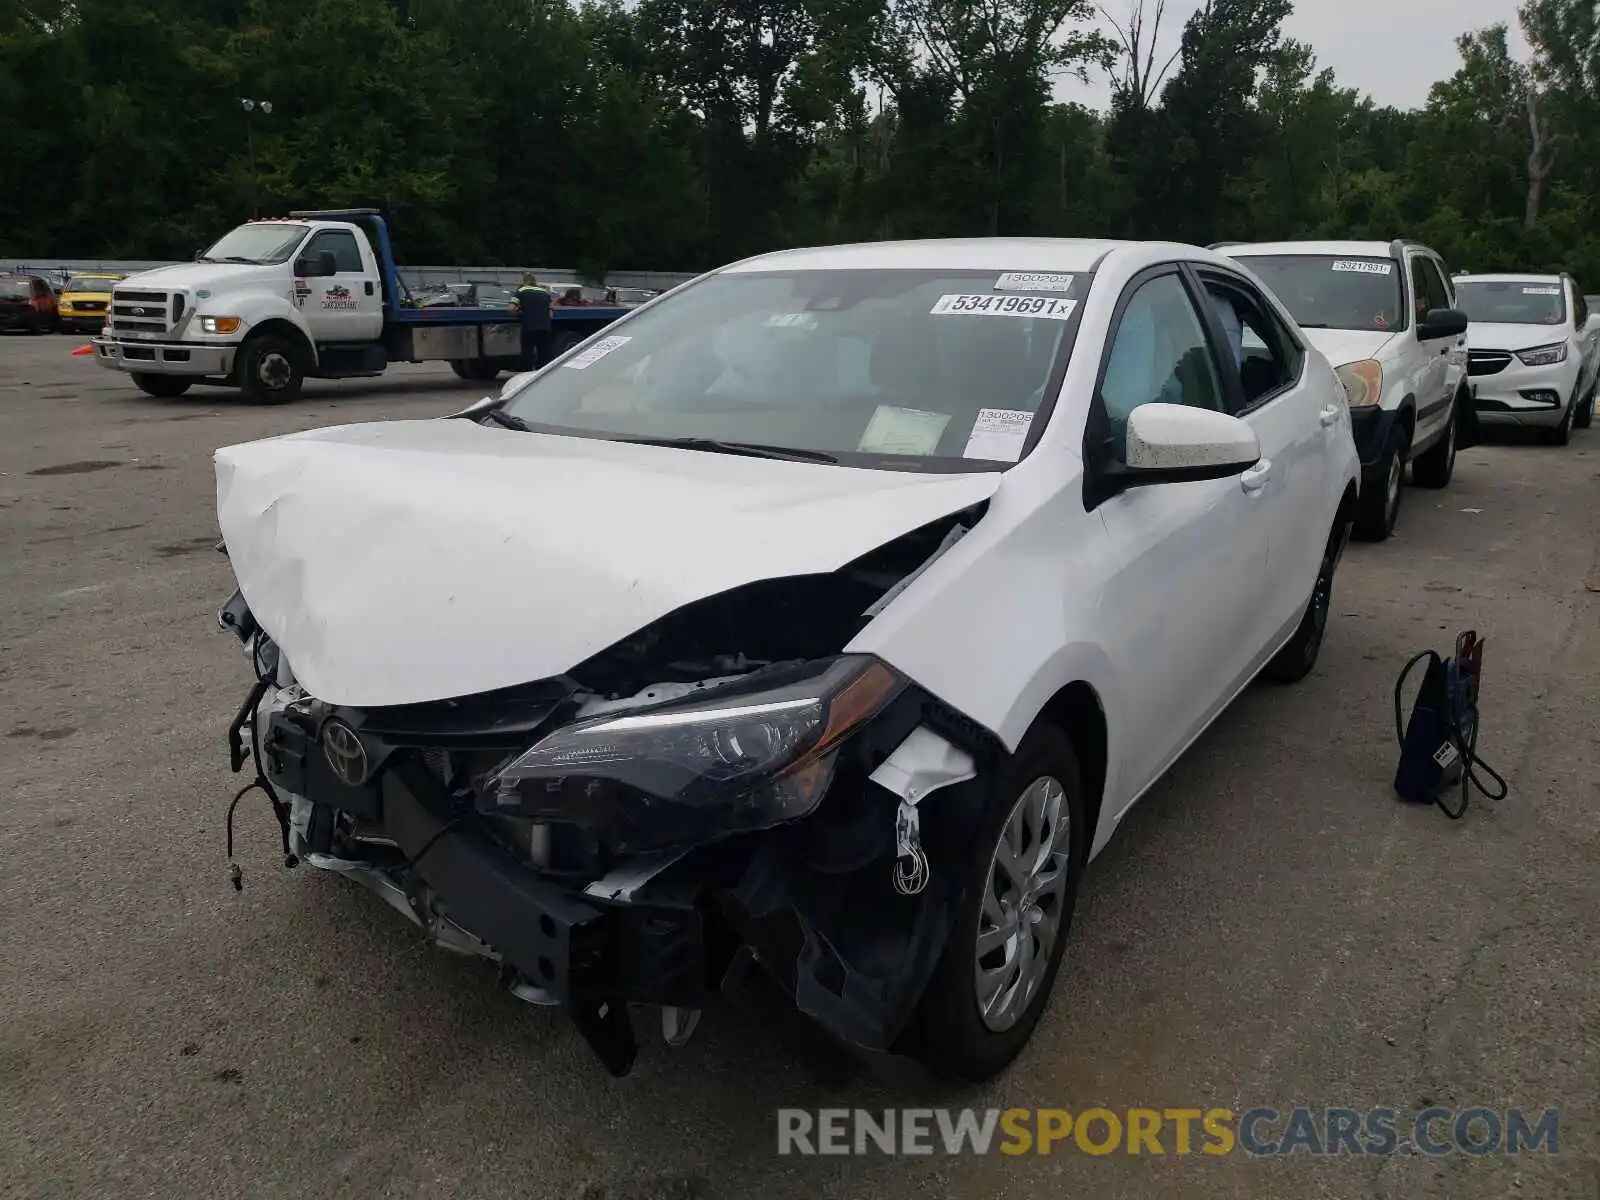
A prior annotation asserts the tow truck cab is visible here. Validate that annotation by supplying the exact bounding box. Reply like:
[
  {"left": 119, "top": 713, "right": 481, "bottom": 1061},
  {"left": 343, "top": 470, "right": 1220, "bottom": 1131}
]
[{"left": 91, "top": 208, "right": 626, "bottom": 402}]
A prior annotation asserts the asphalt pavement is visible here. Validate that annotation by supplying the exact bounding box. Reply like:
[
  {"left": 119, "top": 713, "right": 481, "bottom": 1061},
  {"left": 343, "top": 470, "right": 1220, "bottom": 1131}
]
[{"left": 1, "top": 335, "right": 1596, "bottom": 1199}]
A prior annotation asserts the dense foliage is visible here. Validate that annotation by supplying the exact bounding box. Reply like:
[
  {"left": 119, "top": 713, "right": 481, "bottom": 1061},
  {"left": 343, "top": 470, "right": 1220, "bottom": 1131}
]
[{"left": 4, "top": 0, "right": 1599, "bottom": 282}]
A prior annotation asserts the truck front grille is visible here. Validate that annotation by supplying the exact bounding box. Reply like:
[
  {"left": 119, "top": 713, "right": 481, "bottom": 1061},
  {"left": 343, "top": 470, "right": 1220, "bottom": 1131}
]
[{"left": 111, "top": 288, "right": 174, "bottom": 334}]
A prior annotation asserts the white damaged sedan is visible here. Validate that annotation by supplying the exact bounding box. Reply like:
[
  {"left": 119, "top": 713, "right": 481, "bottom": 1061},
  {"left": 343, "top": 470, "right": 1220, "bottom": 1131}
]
[{"left": 214, "top": 238, "right": 1361, "bottom": 1081}]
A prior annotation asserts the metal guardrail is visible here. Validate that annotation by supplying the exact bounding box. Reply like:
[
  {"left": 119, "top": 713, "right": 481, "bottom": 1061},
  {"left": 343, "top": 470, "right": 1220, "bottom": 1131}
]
[{"left": 5, "top": 259, "right": 699, "bottom": 293}]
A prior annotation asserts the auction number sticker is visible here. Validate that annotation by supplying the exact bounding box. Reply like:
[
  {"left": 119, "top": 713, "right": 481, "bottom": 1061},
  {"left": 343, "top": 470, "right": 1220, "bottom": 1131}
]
[
  {"left": 931, "top": 293, "right": 1077, "bottom": 320},
  {"left": 562, "top": 334, "right": 631, "bottom": 369},
  {"left": 994, "top": 272, "right": 1075, "bottom": 293},
  {"left": 1523, "top": 286, "right": 1561, "bottom": 295},
  {"left": 1331, "top": 260, "right": 1393, "bottom": 275}
]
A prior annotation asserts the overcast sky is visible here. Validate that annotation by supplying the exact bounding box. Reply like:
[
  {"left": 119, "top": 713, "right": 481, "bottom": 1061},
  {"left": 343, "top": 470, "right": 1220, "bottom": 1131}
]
[{"left": 1059, "top": 0, "right": 1530, "bottom": 111}]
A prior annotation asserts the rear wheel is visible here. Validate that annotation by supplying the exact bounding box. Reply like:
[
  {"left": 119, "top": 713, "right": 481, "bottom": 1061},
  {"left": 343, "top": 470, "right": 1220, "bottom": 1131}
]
[
  {"left": 1354, "top": 425, "right": 1408, "bottom": 541},
  {"left": 131, "top": 374, "right": 193, "bottom": 399},
  {"left": 1262, "top": 520, "right": 1347, "bottom": 684},
  {"left": 238, "top": 334, "right": 305, "bottom": 405},
  {"left": 911, "top": 722, "right": 1086, "bottom": 1082},
  {"left": 449, "top": 358, "right": 500, "bottom": 381},
  {"left": 1411, "top": 399, "right": 1459, "bottom": 488}
]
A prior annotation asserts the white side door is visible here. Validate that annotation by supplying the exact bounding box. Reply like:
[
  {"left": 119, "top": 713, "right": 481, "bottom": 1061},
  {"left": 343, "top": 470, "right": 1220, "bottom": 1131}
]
[
  {"left": 298, "top": 227, "right": 384, "bottom": 343},
  {"left": 1195, "top": 268, "right": 1330, "bottom": 654},
  {"left": 1091, "top": 268, "right": 1271, "bottom": 800},
  {"left": 1407, "top": 253, "right": 1455, "bottom": 445}
]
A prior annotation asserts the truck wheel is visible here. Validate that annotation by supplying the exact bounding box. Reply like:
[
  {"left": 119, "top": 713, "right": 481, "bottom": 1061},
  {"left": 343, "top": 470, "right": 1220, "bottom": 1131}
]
[
  {"left": 450, "top": 359, "right": 499, "bottom": 381},
  {"left": 909, "top": 720, "right": 1086, "bottom": 1082},
  {"left": 238, "top": 334, "right": 305, "bottom": 405},
  {"left": 1354, "top": 426, "right": 1407, "bottom": 542},
  {"left": 131, "top": 374, "right": 193, "bottom": 399},
  {"left": 1411, "top": 398, "right": 1458, "bottom": 488}
]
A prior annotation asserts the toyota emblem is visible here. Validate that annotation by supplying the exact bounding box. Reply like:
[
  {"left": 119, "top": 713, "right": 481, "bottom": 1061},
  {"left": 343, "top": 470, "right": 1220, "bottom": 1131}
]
[{"left": 321, "top": 719, "right": 369, "bottom": 785}]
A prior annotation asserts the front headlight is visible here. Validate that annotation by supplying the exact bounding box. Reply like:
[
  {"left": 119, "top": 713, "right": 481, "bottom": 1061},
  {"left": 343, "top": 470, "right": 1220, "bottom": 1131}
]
[
  {"left": 1515, "top": 341, "right": 1567, "bottom": 366},
  {"left": 489, "top": 656, "right": 905, "bottom": 853},
  {"left": 1335, "top": 359, "right": 1383, "bottom": 408},
  {"left": 200, "top": 316, "right": 243, "bottom": 334}
]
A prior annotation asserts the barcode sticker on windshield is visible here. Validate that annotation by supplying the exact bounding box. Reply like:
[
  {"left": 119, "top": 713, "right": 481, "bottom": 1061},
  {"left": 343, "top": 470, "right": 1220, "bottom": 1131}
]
[
  {"left": 1331, "top": 260, "right": 1393, "bottom": 275},
  {"left": 931, "top": 293, "right": 1077, "bottom": 320},
  {"left": 962, "top": 408, "right": 1033, "bottom": 462},
  {"left": 1523, "top": 286, "right": 1561, "bottom": 295},
  {"left": 994, "top": 272, "right": 1075, "bottom": 293},
  {"left": 562, "top": 335, "right": 630, "bottom": 370}
]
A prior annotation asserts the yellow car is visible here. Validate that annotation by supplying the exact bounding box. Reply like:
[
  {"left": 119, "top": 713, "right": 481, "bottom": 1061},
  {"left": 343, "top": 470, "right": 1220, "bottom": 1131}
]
[{"left": 57, "top": 273, "right": 124, "bottom": 334}]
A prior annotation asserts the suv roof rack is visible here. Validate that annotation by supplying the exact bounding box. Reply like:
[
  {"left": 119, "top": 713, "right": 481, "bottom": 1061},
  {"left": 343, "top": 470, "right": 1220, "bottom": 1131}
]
[
  {"left": 1389, "top": 237, "right": 1428, "bottom": 258},
  {"left": 1207, "top": 241, "right": 1244, "bottom": 250}
]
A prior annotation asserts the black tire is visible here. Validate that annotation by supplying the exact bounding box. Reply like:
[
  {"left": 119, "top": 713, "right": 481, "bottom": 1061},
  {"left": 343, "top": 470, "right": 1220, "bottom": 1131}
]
[
  {"left": 1262, "top": 519, "right": 1348, "bottom": 684},
  {"left": 237, "top": 333, "right": 305, "bottom": 405},
  {"left": 548, "top": 330, "right": 583, "bottom": 361},
  {"left": 1411, "top": 398, "right": 1459, "bottom": 489},
  {"left": 1354, "top": 425, "right": 1408, "bottom": 541},
  {"left": 1541, "top": 394, "right": 1575, "bottom": 446},
  {"left": 450, "top": 358, "right": 499, "bottom": 382},
  {"left": 910, "top": 721, "right": 1087, "bottom": 1082},
  {"left": 131, "top": 373, "right": 193, "bottom": 399},
  {"left": 1575, "top": 391, "right": 1594, "bottom": 430}
]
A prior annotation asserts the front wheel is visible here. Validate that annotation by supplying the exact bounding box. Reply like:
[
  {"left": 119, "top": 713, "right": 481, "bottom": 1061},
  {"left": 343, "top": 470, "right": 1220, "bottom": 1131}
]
[
  {"left": 131, "top": 373, "right": 193, "bottom": 399},
  {"left": 910, "top": 722, "right": 1086, "bottom": 1082},
  {"left": 237, "top": 334, "right": 305, "bottom": 405},
  {"left": 1575, "top": 386, "right": 1594, "bottom": 429},
  {"left": 1354, "top": 426, "right": 1408, "bottom": 541}
]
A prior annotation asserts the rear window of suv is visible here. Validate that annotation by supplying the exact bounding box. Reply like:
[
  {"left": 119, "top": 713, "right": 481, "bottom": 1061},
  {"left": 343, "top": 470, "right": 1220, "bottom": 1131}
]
[{"left": 1229, "top": 254, "right": 1403, "bottom": 333}]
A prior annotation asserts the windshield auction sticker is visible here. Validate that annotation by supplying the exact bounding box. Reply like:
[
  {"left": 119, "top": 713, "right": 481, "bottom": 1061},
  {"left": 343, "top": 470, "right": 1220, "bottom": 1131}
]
[
  {"left": 1331, "top": 260, "right": 1393, "bottom": 275},
  {"left": 994, "top": 272, "right": 1075, "bottom": 293},
  {"left": 858, "top": 406, "right": 952, "bottom": 455},
  {"left": 1522, "top": 286, "right": 1561, "bottom": 295},
  {"left": 931, "top": 294, "right": 1077, "bottom": 320},
  {"left": 962, "top": 408, "right": 1033, "bottom": 461},
  {"left": 562, "top": 335, "right": 631, "bottom": 370}
]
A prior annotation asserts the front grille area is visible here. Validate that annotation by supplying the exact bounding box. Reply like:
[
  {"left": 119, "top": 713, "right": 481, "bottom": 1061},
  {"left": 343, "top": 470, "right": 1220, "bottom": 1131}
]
[
  {"left": 111, "top": 288, "right": 173, "bottom": 333},
  {"left": 1469, "top": 349, "right": 1513, "bottom": 376}
]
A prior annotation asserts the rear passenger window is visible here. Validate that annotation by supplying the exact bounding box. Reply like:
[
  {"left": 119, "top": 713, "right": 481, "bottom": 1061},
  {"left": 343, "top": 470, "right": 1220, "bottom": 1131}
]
[{"left": 1201, "top": 278, "right": 1296, "bottom": 410}]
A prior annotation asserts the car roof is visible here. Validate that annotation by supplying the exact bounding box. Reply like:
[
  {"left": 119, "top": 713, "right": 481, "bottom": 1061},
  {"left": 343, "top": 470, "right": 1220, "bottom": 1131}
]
[
  {"left": 1454, "top": 272, "right": 1565, "bottom": 284},
  {"left": 719, "top": 237, "right": 1135, "bottom": 274},
  {"left": 1219, "top": 240, "right": 1399, "bottom": 259}
]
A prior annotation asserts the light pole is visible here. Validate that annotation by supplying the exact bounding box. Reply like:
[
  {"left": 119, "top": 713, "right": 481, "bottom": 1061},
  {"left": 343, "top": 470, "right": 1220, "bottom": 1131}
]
[{"left": 241, "top": 98, "right": 273, "bottom": 217}]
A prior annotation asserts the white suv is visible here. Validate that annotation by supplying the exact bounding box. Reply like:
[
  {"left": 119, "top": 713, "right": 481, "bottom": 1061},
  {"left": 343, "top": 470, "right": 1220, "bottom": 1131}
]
[
  {"left": 1215, "top": 240, "right": 1470, "bottom": 541},
  {"left": 1453, "top": 272, "right": 1597, "bottom": 444}
]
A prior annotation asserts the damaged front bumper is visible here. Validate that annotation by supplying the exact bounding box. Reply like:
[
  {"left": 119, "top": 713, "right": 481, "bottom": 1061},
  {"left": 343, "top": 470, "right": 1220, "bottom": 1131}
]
[{"left": 219, "top": 592, "right": 1002, "bottom": 1078}]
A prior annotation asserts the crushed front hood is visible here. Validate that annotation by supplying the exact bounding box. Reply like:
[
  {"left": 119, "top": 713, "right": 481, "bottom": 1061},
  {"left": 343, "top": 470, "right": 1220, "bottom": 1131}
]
[{"left": 215, "top": 420, "right": 1001, "bottom": 707}]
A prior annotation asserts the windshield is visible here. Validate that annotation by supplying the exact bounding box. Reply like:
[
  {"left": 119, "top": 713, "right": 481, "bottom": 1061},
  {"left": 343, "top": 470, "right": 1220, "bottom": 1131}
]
[
  {"left": 1454, "top": 280, "right": 1568, "bottom": 326},
  {"left": 201, "top": 222, "right": 310, "bottom": 265},
  {"left": 0, "top": 279, "right": 30, "bottom": 299},
  {"left": 1230, "top": 254, "right": 1403, "bottom": 332},
  {"left": 499, "top": 268, "right": 1083, "bottom": 469},
  {"left": 64, "top": 276, "right": 119, "bottom": 294}
]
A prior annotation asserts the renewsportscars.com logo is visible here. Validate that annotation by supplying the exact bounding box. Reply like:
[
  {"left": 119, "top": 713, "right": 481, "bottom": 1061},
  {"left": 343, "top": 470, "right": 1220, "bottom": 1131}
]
[{"left": 776, "top": 1107, "right": 1561, "bottom": 1158}]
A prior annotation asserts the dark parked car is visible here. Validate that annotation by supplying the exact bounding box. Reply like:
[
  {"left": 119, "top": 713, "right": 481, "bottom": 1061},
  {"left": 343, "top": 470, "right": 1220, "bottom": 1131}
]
[{"left": 0, "top": 275, "right": 59, "bottom": 333}]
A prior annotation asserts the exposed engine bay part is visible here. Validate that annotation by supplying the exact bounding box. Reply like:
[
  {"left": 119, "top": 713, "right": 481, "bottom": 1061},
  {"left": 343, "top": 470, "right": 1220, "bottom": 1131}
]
[{"left": 869, "top": 725, "right": 979, "bottom": 897}]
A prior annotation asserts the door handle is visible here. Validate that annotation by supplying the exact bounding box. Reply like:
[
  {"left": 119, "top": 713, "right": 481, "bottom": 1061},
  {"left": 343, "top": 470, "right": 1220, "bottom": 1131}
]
[
  {"left": 364, "top": 281, "right": 374, "bottom": 296},
  {"left": 1319, "top": 404, "right": 1340, "bottom": 427},
  {"left": 1240, "top": 459, "right": 1272, "bottom": 493}
]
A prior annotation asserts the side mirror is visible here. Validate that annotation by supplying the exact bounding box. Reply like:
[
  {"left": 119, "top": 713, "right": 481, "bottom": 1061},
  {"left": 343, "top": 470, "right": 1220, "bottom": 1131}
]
[
  {"left": 1119, "top": 403, "right": 1262, "bottom": 487},
  {"left": 1418, "top": 307, "right": 1468, "bottom": 340},
  {"left": 293, "top": 251, "right": 337, "bottom": 278}
]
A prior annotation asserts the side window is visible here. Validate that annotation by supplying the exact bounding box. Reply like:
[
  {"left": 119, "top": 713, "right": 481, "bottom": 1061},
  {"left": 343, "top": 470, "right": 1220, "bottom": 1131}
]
[
  {"left": 304, "top": 230, "right": 365, "bottom": 274},
  {"left": 1099, "top": 272, "right": 1225, "bottom": 459},
  {"left": 1412, "top": 257, "right": 1449, "bottom": 322},
  {"left": 1201, "top": 278, "right": 1296, "bottom": 410}
]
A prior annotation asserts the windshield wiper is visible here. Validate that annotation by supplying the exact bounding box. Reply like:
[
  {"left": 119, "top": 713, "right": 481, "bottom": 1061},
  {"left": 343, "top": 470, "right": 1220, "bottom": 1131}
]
[
  {"left": 218, "top": 255, "right": 263, "bottom": 265},
  {"left": 480, "top": 406, "right": 532, "bottom": 431},
  {"left": 612, "top": 435, "right": 838, "bottom": 464}
]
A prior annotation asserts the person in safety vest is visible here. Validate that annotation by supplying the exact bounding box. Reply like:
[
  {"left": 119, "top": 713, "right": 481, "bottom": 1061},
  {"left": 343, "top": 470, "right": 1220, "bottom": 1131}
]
[{"left": 510, "top": 272, "right": 553, "bottom": 369}]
